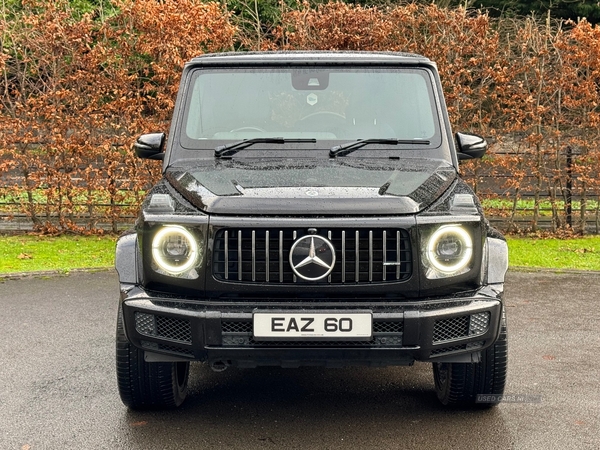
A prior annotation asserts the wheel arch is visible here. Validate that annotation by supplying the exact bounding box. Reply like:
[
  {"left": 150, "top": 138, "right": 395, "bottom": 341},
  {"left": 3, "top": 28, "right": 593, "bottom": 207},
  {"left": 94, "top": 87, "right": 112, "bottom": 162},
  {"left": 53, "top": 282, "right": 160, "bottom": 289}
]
[
  {"left": 116, "top": 231, "right": 141, "bottom": 285},
  {"left": 482, "top": 236, "right": 509, "bottom": 285}
]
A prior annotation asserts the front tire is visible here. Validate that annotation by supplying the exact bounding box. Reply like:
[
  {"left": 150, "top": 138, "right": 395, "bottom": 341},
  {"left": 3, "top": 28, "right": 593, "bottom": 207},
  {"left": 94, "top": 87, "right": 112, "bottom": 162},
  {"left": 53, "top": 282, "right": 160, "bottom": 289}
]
[
  {"left": 433, "top": 311, "right": 508, "bottom": 408},
  {"left": 115, "top": 308, "right": 190, "bottom": 409}
]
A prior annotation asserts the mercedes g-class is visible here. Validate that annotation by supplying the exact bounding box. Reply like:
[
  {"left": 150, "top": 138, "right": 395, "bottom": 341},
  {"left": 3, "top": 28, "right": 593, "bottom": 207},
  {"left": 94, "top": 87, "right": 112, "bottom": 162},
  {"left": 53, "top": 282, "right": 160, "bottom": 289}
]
[{"left": 115, "top": 51, "right": 508, "bottom": 409}]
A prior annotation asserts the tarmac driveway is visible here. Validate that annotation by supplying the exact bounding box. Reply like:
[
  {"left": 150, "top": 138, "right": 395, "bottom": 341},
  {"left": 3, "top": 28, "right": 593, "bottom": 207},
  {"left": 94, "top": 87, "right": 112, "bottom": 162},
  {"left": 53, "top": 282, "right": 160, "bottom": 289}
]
[{"left": 0, "top": 270, "right": 598, "bottom": 449}]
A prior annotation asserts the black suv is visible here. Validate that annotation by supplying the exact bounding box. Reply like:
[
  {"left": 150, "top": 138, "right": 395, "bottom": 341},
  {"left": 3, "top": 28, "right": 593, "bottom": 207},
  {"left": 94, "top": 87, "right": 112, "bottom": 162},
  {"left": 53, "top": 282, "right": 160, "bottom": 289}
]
[{"left": 115, "top": 51, "right": 508, "bottom": 409}]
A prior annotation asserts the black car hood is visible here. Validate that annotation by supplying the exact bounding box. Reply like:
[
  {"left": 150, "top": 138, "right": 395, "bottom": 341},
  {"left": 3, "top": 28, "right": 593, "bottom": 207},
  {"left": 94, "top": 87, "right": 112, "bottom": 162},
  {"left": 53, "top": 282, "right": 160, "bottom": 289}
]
[{"left": 165, "top": 158, "right": 456, "bottom": 215}]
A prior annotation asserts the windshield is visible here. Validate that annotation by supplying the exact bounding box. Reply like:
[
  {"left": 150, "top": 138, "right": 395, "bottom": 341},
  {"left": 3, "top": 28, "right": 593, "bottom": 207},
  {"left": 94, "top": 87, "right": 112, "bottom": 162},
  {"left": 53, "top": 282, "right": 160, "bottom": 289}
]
[{"left": 180, "top": 67, "right": 443, "bottom": 153}]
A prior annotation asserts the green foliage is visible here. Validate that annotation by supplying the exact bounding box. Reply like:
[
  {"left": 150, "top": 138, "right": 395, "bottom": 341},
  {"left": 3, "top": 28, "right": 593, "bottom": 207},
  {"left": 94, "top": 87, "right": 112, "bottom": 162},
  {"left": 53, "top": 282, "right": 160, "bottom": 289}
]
[{"left": 68, "top": 0, "right": 119, "bottom": 19}]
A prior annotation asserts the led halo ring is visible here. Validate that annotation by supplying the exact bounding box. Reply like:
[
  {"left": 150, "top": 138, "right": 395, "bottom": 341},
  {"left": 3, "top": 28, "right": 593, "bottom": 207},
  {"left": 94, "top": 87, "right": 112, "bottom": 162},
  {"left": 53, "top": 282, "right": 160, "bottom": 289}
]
[
  {"left": 151, "top": 225, "right": 199, "bottom": 274},
  {"left": 427, "top": 225, "right": 473, "bottom": 273}
]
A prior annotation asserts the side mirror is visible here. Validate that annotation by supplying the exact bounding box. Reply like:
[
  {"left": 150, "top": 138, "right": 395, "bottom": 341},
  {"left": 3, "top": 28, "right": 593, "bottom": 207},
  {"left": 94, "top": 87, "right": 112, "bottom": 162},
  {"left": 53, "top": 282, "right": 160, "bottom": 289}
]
[
  {"left": 456, "top": 132, "right": 487, "bottom": 161},
  {"left": 133, "top": 133, "right": 166, "bottom": 160}
]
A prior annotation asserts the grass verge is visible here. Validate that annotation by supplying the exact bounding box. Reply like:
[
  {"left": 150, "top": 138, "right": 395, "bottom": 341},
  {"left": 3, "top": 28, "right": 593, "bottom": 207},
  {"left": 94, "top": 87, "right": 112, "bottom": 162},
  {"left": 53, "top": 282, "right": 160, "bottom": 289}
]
[
  {"left": 0, "top": 234, "right": 599, "bottom": 275},
  {"left": 0, "top": 235, "right": 117, "bottom": 274},
  {"left": 506, "top": 236, "right": 600, "bottom": 271}
]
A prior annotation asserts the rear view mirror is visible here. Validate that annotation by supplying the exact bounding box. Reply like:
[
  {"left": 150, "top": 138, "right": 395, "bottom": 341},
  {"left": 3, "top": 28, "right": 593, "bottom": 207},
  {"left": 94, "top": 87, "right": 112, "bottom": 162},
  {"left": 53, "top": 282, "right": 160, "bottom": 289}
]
[
  {"left": 456, "top": 132, "right": 487, "bottom": 161},
  {"left": 133, "top": 133, "right": 166, "bottom": 160}
]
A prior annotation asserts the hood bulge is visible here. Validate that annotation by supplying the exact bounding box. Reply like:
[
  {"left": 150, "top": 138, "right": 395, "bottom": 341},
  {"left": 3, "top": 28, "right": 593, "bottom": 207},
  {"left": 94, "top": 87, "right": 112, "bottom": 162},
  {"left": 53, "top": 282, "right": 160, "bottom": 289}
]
[{"left": 165, "top": 158, "right": 457, "bottom": 215}]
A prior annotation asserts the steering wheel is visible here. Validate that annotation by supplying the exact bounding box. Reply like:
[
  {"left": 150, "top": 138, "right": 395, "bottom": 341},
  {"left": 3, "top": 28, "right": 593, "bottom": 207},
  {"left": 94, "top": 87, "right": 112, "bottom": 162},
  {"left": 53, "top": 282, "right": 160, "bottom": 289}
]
[
  {"left": 300, "top": 111, "right": 346, "bottom": 121},
  {"left": 230, "top": 126, "right": 266, "bottom": 132}
]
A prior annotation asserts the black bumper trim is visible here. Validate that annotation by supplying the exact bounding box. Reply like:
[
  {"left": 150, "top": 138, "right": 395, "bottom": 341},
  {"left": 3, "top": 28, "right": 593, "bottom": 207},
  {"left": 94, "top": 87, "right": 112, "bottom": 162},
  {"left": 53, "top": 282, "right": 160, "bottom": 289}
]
[{"left": 120, "top": 285, "right": 503, "bottom": 366}]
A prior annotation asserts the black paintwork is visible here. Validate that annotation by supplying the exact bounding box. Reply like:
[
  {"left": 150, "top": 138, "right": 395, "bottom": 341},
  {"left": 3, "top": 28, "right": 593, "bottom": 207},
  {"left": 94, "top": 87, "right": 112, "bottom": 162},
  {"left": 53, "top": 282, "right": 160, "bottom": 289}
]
[
  {"left": 116, "top": 51, "right": 508, "bottom": 367},
  {"left": 162, "top": 158, "right": 456, "bottom": 216}
]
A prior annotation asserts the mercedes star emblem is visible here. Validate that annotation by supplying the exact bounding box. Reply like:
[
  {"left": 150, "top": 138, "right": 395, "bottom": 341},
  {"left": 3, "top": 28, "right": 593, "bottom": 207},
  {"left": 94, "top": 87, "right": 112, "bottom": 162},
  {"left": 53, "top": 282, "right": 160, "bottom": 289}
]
[{"left": 289, "top": 235, "right": 336, "bottom": 281}]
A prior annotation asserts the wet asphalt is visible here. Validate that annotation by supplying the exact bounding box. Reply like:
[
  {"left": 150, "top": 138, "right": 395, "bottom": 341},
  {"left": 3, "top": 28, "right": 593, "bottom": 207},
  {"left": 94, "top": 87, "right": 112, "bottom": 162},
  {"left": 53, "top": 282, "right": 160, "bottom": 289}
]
[{"left": 0, "top": 270, "right": 598, "bottom": 450}]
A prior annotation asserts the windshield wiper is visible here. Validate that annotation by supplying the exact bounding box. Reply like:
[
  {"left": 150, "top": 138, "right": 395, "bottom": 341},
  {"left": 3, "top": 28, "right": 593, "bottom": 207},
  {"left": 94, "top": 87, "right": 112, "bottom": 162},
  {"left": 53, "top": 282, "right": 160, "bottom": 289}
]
[
  {"left": 329, "top": 138, "right": 431, "bottom": 158},
  {"left": 215, "top": 137, "right": 317, "bottom": 158}
]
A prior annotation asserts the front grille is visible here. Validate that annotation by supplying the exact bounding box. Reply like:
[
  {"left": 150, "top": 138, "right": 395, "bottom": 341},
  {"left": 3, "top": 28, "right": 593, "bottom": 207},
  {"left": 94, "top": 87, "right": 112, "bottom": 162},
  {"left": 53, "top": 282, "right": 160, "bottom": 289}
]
[
  {"left": 135, "top": 312, "right": 192, "bottom": 343},
  {"left": 213, "top": 228, "right": 412, "bottom": 284}
]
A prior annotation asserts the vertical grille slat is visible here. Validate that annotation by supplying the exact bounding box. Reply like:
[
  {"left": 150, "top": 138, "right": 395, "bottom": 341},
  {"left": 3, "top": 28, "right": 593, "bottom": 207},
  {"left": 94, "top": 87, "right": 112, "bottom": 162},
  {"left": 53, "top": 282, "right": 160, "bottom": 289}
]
[
  {"left": 328, "top": 230, "right": 332, "bottom": 283},
  {"left": 396, "top": 230, "right": 401, "bottom": 280},
  {"left": 355, "top": 230, "right": 360, "bottom": 283},
  {"left": 279, "top": 230, "right": 284, "bottom": 283},
  {"left": 368, "top": 230, "right": 373, "bottom": 282},
  {"left": 237, "top": 230, "right": 242, "bottom": 281},
  {"left": 224, "top": 230, "right": 229, "bottom": 279},
  {"left": 265, "top": 230, "right": 270, "bottom": 283},
  {"left": 382, "top": 230, "right": 387, "bottom": 281},
  {"left": 341, "top": 230, "right": 346, "bottom": 283},
  {"left": 214, "top": 228, "right": 411, "bottom": 284},
  {"left": 251, "top": 230, "right": 256, "bottom": 282}
]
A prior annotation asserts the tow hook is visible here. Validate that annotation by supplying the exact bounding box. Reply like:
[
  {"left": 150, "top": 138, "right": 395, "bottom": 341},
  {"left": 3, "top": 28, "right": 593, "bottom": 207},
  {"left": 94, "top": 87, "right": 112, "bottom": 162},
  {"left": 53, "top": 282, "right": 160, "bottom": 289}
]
[{"left": 210, "top": 360, "right": 231, "bottom": 372}]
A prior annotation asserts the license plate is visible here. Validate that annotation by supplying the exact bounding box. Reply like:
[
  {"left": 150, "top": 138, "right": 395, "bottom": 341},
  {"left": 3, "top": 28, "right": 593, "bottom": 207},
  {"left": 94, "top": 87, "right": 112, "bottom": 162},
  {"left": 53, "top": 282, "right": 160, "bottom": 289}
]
[{"left": 253, "top": 312, "right": 372, "bottom": 340}]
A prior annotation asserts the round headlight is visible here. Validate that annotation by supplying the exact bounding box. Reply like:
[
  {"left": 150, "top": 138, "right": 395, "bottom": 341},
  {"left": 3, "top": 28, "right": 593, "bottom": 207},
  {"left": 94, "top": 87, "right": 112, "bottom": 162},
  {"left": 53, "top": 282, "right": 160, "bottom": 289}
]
[
  {"left": 152, "top": 225, "right": 199, "bottom": 274},
  {"left": 426, "top": 225, "right": 473, "bottom": 274}
]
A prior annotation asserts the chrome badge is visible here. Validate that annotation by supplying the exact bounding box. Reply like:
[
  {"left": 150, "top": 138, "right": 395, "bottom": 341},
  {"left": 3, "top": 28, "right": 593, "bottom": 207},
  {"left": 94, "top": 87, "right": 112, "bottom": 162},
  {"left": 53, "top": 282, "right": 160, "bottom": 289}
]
[{"left": 289, "top": 235, "right": 336, "bottom": 281}]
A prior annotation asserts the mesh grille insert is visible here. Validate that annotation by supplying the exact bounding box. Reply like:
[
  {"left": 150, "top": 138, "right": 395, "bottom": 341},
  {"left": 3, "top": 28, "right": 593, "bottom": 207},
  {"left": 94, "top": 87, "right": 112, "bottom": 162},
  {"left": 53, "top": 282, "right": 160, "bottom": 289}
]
[
  {"left": 156, "top": 315, "right": 192, "bottom": 343},
  {"left": 222, "top": 321, "right": 253, "bottom": 334},
  {"left": 134, "top": 312, "right": 155, "bottom": 335},
  {"left": 469, "top": 312, "right": 491, "bottom": 336},
  {"left": 432, "top": 315, "right": 470, "bottom": 342},
  {"left": 373, "top": 321, "right": 404, "bottom": 333},
  {"left": 135, "top": 312, "right": 192, "bottom": 343}
]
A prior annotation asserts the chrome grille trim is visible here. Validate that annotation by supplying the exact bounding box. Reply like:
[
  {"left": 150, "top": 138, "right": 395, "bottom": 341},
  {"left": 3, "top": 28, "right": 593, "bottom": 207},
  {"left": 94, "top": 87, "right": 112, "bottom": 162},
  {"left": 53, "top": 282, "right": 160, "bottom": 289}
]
[{"left": 213, "top": 228, "right": 412, "bottom": 284}]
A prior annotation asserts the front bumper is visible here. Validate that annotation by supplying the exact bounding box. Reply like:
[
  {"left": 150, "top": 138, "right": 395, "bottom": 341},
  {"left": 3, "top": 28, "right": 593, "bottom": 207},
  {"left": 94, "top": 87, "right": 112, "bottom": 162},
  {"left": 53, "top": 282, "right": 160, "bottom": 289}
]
[{"left": 120, "top": 284, "right": 504, "bottom": 367}]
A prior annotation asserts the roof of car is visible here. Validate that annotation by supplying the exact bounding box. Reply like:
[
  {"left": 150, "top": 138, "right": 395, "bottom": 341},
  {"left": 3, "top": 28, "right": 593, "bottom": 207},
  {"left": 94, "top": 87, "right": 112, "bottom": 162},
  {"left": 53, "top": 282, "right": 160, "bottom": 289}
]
[{"left": 187, "top": 51, "right": 434, "bottom": 67}]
